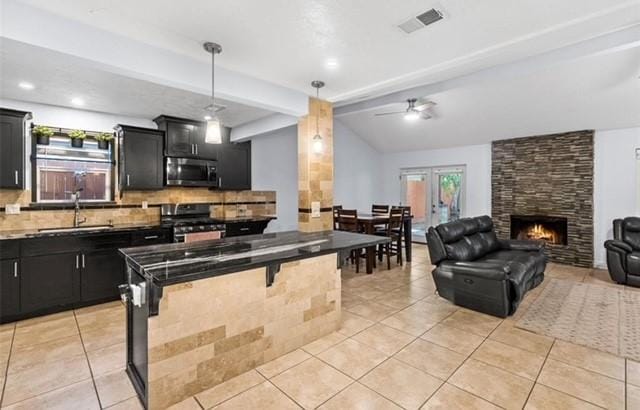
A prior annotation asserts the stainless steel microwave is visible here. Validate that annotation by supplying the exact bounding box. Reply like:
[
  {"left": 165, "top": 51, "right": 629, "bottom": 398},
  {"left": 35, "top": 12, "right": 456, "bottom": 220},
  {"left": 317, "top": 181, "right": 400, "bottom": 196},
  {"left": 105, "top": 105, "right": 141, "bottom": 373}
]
[{"left": 165, "top": 157, "right": 218, "bottom": 187}]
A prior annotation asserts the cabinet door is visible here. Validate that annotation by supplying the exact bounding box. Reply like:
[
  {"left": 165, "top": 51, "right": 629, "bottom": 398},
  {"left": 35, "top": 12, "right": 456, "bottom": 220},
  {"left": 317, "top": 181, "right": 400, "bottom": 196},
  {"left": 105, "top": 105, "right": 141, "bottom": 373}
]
[
  {"left": 1, "top": 259, "right": 20, "bottom": 317},
  {"left": 218, "top": 142, "right": 251, "bottom": 190},
  {"left": 192, "top": 124, "right": 218, "bottom": 160},
  {"left": 166, "top": 122, "right": 195, "bottom": 157},
  {"left": 20, "top": 253, "right": 80, "bottom": 313},
  {"left": 0, "top": 114, "right": 24, "bottom": 189},
  {"left": 81, "top": 249, "right": 125, "bottom": 302},
  {"left": 122, "top": 129, "right": 164, "bottom": 190}
]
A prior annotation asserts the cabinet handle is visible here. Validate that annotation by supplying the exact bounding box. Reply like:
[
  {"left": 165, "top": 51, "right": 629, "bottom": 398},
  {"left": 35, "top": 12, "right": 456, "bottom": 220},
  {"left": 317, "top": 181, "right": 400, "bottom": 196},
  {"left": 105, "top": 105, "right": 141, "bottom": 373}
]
[
  {"left": 76, "top": 254, "right": 79, "bottom": 269},
  {"left": 195, "top": 144, "right": 198, "bottom": 155},
  {"left": 240, "top": 227, "right": 250, "bottom": 232},
  {"left": 127, "top": 174, "right": 130, "bottom": 186},
  {"left": 144, "top": 235, "right": 159, "bottom": 240},
  {"left": 14, "top": 170, "right": 18, "bottom": 185},
  {"left": 13, "top": 261, "right": 18, "bottom": 278},
  {"left": 82, "top": 254, "right": 85, "bottom": 268},
  {"left": 191, "top": 144, "right": 195, "bottom": 155},
  {"left": 219, "top": 177, "right": 222, "bottom": 188}
]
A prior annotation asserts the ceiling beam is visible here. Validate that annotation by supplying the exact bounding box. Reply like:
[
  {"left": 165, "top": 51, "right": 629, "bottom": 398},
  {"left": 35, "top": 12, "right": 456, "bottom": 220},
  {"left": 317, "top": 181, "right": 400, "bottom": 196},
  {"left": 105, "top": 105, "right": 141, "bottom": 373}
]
[
  {"left": 0, "top": 0, "right": 309, "bottom": 117},
  {"left": 230, "top": 114, "right": 298, "bottom": 142},
  {"left": 334, "top": 24, "right": 640, "bottom": 117}
]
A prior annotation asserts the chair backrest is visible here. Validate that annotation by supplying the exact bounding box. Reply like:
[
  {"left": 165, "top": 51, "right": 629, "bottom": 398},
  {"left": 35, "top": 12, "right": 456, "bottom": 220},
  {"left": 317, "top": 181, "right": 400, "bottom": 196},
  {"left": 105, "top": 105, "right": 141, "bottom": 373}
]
[
  {"left": 337, "top": 209, "right": 359, "bottom": 232},
  {"left": 387, "top": 208, "right": 404, "bottom": 235},
  {"left": 620, "top": 217, "right": 640, "bottom": 251},
  {"left": 426, "top": 215, "right": 500, "bottom": 265},
  {"left": 332, "top": 205, "right": 343, "bottom": 230},
  {"left": 372, "top": 204, "right": 390, "bottom": 214}
]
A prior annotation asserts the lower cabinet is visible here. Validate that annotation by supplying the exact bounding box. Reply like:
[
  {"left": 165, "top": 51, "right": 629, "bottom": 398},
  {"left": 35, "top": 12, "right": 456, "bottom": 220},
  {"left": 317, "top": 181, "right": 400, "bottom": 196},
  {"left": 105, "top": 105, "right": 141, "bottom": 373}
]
[
  {"left": 0, "top": 259, "right": 20, "bottom": 317},
  {"left": 81, "top": 248, "right": 126, "bottom": 303},
  {"left": 20, "top": 253, "right": 80, "bottom": 313}
]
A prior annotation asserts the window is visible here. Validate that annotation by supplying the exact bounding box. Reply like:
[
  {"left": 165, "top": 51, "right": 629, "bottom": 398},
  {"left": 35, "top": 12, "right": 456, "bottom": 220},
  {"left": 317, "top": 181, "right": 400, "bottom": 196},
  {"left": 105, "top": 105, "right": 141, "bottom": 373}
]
[{"left": 35, "top": 136, "right": 113, "bottom": 203}]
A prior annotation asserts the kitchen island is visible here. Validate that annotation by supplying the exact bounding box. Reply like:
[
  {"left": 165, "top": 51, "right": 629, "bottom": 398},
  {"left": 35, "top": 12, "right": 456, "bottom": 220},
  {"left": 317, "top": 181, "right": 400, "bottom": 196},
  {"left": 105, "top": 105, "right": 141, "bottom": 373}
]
[{"left": 119, "top": 230, "right": 389, "bottom": 409}]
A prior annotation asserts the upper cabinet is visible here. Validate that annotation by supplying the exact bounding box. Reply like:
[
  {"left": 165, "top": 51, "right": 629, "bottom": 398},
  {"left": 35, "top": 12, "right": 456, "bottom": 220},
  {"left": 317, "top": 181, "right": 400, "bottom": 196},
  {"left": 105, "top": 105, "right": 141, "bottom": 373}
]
[
  {"left": 218, "top": 142, "right": 251, "bottom": 190},
  {"left": 0, "top": 108, "right": 31, "bottom": 189},
  {"left": 115, "top": 125, "right": 164, "bottom": 191},
  {"left": 154, "top": 115, "right": 217, "bottom": 160}
]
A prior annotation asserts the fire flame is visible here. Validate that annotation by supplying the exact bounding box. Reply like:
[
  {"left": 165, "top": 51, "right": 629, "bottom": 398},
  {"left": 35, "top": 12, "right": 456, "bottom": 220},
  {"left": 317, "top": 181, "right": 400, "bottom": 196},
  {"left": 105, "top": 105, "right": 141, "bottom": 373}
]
[{"left": 527, "top": 224, "right": 556, "bottom": 243}]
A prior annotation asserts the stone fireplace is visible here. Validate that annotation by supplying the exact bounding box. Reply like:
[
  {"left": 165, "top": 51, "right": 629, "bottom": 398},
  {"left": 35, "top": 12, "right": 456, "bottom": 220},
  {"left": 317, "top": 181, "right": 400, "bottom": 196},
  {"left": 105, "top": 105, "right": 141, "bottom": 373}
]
[
  {"left": 492, "top": 130, "right": 594, "bottom": 267},
  {"left": 510, "top": 215, "right": 568, "bottom": 246}
]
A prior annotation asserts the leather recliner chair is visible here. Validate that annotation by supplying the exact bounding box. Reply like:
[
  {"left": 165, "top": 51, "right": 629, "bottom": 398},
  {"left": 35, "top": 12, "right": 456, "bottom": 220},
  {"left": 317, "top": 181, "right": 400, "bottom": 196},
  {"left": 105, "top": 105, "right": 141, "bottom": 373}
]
[
  {"left": 605, "top": 217, "right": 640, "bottom": 287},
  {"left": 426, "top": 215, "right": 547, "bottom": 318}
]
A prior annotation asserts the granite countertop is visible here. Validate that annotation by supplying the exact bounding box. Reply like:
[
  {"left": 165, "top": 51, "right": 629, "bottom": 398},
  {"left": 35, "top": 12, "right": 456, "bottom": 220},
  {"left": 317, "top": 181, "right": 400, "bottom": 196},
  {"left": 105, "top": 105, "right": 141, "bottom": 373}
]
[
  {"left": 212, "top": 215, "right": 277, "bottom": 223},
  {"left": 0, "top": 223, "right": 165, "bottom": 240},
  {"left": 119, "top": 230, "right": 389, "bottom": 287}
]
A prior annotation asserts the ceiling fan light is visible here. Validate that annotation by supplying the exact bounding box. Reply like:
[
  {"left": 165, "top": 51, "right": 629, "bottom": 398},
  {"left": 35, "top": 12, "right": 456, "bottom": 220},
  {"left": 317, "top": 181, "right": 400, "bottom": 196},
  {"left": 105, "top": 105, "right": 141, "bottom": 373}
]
[
  {"left": 404, "top": 111, "right": 420, "bottom": 121},
  {"left": 205, "top": 117, "right": 222, "bottom": 144}
]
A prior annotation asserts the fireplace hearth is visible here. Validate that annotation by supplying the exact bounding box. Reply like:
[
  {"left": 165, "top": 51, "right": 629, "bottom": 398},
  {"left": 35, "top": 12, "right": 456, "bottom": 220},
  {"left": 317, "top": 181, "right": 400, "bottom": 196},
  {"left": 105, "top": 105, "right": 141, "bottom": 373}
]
[{"left": 510, "top": 215, "right": 568, "bottom": 246}]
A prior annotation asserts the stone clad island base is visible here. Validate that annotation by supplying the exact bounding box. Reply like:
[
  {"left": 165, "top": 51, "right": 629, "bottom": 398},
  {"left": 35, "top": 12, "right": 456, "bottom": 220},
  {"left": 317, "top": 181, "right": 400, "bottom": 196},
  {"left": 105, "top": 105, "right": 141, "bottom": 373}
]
[{"left": 146, "top": 253, "right": 340, "bottom": 409}]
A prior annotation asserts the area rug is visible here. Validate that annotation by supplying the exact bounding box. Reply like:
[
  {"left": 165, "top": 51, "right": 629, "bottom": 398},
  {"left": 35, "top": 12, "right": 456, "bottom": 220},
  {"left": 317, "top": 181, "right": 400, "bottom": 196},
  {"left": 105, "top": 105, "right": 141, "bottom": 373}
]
[{"left": 516, "top": 279, "right": 640, "bottom": 361}]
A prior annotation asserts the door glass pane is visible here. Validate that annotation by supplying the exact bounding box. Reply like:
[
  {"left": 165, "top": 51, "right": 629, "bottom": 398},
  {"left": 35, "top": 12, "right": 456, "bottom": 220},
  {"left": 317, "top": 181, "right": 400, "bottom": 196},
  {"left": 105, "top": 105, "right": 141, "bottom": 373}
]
[
  {"left": 434, "top": 171, "right": 463, "bottom": 225},
  {"left": 402, "top": 173, "right": 428, "bottom": 243}
]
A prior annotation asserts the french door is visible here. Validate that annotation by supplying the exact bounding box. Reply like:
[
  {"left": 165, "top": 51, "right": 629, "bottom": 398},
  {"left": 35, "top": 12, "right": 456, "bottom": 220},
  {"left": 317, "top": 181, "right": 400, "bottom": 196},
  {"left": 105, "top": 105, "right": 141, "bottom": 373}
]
[{"left": 400, "top": 166, "right": 465, "bottom": 243}]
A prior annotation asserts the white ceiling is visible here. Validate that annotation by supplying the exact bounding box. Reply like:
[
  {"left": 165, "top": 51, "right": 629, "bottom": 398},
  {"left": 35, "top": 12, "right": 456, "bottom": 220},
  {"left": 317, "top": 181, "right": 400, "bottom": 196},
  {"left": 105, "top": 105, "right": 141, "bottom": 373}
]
[
  {"left": 338, "top": 46, "right": 640, "bottom": 152},
  {"left": 0, "top": 40, "right": 274, "bottom": 126},
  {"left": 14, "top": 0, "right": 640, "bottom": 102}
]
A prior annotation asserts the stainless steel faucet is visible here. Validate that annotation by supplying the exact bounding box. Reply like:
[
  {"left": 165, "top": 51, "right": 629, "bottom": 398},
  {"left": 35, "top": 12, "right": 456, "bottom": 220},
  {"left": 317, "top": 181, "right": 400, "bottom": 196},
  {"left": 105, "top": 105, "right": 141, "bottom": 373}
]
[{"left": 72, "top": 188, "right": 87, "bottom": 227}]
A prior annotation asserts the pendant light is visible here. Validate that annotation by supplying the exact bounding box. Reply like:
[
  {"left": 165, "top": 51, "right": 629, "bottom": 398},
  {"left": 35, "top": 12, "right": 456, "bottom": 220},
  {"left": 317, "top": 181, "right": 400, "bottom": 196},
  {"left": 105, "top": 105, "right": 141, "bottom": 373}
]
[
  {"left": 311, "top": 80, "right": 325, "bottom": 154},
  {"left": 203, "top": 42, "right": 223, "bottom": 144}
]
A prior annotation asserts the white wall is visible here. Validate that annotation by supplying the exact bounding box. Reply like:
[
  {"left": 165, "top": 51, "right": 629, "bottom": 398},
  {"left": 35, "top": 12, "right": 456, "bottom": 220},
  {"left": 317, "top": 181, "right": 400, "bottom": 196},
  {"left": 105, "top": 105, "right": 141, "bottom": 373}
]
[
  {"left": 334, "top": 120, "right": 383, "bottom": 212},
  {"left": 250, "top": 126, "right": 298, "bottom": 232},
  {"left": 594, "top": 127, "right": 640, "bottom": 267},
  {"left": 380, "top": 144, "right": 493, "bottom": 218}
]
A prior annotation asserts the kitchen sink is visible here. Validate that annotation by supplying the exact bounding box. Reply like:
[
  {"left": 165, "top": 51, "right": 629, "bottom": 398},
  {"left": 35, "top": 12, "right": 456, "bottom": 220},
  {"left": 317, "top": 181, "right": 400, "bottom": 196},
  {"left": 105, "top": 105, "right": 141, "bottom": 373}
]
[{"left": 38, "top": 224, "right": 114, "bottom": 233}]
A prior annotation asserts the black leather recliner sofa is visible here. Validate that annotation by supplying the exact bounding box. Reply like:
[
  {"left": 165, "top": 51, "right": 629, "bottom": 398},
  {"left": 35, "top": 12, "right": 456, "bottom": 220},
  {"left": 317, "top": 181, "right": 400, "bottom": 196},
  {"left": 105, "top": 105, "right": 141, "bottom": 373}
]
[
  {"left": 426, "top": 215, "right": 547, "bottom": 317},
  {"left": 605, "top": 217, "right": 640, "bottom": 287}
]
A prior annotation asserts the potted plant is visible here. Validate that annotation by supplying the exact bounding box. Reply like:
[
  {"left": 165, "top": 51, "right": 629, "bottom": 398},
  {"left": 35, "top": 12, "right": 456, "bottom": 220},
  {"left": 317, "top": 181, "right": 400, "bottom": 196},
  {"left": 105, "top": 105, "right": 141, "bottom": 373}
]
[
  {"left": 32, "top": 125, "right": 54, "bottom": 145},
  {"left": 95, "top": 132, "right": 114, "bottom": 150},
  {"left": 68, "top": 129, "right": 86, "bottom": 148}
]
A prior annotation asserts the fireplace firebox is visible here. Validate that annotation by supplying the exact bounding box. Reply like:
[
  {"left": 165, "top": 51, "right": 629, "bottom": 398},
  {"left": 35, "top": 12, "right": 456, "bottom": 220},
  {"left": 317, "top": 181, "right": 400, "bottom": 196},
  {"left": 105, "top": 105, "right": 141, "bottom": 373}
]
[{"left": 510, "top": 215, "right": 568, "bottom": 246}]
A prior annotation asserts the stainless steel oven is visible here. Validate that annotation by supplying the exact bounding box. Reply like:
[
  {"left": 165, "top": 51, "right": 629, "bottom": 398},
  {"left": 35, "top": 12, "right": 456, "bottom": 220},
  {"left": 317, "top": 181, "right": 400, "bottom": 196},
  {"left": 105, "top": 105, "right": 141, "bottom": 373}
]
[{"left": 165, "top": 157, "right": 217, "bottom": 187}]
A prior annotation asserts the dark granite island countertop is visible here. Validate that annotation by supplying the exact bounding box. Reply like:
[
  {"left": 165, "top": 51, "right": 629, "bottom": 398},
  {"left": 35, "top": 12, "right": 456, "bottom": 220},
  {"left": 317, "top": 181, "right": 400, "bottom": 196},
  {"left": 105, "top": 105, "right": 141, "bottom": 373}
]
[{"left": 119, "top": 230, "right": 389, "bottom": 287}]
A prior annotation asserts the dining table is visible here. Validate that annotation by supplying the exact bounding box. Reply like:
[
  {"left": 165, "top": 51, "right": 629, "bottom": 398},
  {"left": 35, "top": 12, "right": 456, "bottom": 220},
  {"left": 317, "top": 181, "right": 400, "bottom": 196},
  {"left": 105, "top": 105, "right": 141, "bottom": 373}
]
[{"left": 356, "top": 212, "right": 413, "bottom": 273}]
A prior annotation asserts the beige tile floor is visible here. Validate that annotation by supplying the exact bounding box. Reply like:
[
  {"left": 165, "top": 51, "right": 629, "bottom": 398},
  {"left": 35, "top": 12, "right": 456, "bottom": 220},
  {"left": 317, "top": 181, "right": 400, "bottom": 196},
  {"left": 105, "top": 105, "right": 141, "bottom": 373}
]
[{"left": 0, "top": 244, "right": 636, "bottom": 409}]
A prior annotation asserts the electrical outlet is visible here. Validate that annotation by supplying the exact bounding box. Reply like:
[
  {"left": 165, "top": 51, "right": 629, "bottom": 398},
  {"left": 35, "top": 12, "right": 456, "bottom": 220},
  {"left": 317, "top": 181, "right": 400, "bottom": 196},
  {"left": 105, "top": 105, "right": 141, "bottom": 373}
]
[
  {"left": 141, "top": 201, "right": 148, "bottom": 209},
  {"left": 5, "top": 203, "right": 21, "bottom": 215},
  {"left": 311, "top": 201, "right": 321, "bottom": 218}
]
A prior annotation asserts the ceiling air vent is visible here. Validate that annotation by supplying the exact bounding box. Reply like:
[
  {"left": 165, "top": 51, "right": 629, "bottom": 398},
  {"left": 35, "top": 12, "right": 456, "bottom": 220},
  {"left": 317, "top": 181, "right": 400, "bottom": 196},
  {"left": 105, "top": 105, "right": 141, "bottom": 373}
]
[{"left": 397, "top": 8, "right": 443, "bottom": 34}]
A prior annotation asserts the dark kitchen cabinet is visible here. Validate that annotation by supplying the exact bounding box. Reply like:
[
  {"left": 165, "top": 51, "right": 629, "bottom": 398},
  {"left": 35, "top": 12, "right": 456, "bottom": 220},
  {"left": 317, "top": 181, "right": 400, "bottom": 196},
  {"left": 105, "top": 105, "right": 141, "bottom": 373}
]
[
  {"left": 0, "top": 108, "right": 31, "bottom": 189},
  {"left": 116, "top": 125, "right": 164, "bottom": 191},
  {"left": 218, "top": 142, "right": 251, "bottom": 190},
  {"left": 154, "top": 115, "right": 217, "bottom": 160},
  {"left": 1, "top": 259, "right": 20, "bottom": 317},
  {"left": 81, "top": 248, "right": 125, "bottom": 302},
  {"left": 225, "top": 220, "right": 269, "bottom": 237},
  {"left": 20, "top": 253, "right": 80, "bottom": 313}
]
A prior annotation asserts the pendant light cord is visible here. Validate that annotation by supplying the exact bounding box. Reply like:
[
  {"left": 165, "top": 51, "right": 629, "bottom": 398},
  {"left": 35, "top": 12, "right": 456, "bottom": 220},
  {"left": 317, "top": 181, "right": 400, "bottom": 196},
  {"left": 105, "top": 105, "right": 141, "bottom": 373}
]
[
  {"left": 315, "top": 87, "right": 320, "bottom": 135},
  {"left": 211, "top": 50, "right": 216, "bottom": 113}
]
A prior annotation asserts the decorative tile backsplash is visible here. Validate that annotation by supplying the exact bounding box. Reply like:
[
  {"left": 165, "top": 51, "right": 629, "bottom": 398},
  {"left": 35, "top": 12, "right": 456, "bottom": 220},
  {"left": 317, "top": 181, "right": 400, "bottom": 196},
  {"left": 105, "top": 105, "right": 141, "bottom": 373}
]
[{"left": 0, "top": 188, "right": 276, "bottom": 231}]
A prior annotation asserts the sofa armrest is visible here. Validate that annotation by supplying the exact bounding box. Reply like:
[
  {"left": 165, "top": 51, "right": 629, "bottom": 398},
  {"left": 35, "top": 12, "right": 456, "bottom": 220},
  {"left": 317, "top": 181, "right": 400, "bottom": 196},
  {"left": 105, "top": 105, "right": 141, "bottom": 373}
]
[
  {"left": 438, "top": 260, "right": 509, "bottom": 281},
  {"left": 605, "top": 239, "right": 633, "bottom": 254},
  {"left": 500, "top": 239, "right": 545, "bottom": 252}
]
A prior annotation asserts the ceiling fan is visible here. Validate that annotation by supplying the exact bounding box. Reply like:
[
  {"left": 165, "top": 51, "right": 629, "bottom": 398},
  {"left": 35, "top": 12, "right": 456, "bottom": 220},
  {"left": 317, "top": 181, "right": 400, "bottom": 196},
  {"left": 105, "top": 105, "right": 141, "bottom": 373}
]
[{"left": 374, "top": 98, "right": 436, "bottom": 121}]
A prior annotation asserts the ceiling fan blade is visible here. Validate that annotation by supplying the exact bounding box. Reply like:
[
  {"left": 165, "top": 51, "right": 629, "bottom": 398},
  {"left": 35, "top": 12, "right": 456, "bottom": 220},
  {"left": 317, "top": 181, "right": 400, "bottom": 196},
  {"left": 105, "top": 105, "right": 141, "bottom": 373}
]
[
  {"left": 414, "top": 101, "right": 437, "bottom": 111},
  {"left": 374, "top": 111, "right": 405, "bottom": 117},
  {"left": 420, "top": 112, "right": 433, "bottom": 120}
]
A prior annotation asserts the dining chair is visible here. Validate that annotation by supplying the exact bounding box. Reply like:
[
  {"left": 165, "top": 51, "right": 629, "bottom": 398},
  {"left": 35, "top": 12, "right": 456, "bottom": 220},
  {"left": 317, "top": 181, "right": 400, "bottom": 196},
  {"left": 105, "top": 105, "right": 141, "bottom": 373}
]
[
  {"left": 332, "top": 205, "right": 343, "bottom": 230},
  {"left": 376, "top": 208, "right": 404, "bottom": 269},
  {"left": 338, "top": 209, "right": 365, "bottom": 272},
  {"left": 372, "top": 204, "right": 390, "bottom": 214}
]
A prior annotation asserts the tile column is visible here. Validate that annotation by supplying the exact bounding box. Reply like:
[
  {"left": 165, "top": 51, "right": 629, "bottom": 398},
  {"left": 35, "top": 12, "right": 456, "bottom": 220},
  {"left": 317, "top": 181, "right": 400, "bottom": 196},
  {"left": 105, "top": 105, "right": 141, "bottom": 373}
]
[{"left": 298, "top": 97, "right": 333, "bottom": 232}]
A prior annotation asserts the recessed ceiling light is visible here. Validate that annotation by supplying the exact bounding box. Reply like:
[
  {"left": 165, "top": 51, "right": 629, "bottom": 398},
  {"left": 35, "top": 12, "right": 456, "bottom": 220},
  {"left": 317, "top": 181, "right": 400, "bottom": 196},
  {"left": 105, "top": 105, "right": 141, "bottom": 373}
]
[
  {"left": 325, "top": 58, "right": 339, "bottom": 69},
  {"left": 71, "top": 97, "right": 85, "bottom": 106},
  {"left": 18, "top": 82, "right": 34, "bottom": 90}
]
